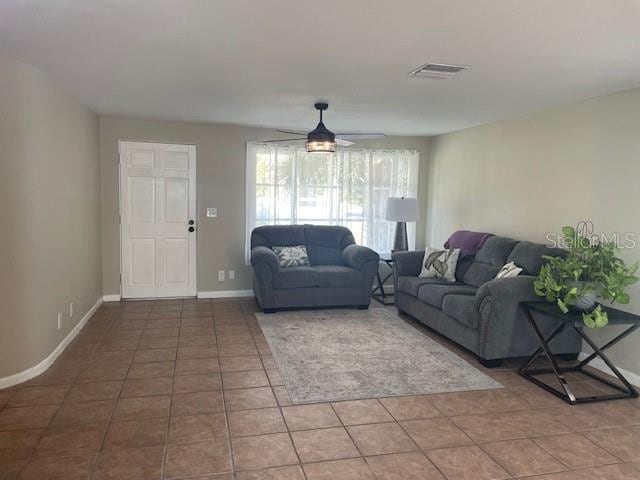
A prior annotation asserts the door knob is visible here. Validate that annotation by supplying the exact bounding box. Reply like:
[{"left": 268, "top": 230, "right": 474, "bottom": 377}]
[
  {"left": 188, "top": 226, "right": 195, "bottom": 232},
  {"left": 188, "top": 220, "right": 195, "bottom": 225}
]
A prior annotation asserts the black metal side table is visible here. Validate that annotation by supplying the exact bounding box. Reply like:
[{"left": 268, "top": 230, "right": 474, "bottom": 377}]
[
  {"left": 372, "top": 256, "right": 395, "bottom": 305},
  {"left": 519, "top": 301, "right": 640, "bottom": 405}
]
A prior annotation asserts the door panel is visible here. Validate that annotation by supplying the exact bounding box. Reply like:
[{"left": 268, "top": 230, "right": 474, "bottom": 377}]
[
  {"left": 164, "top": 239, "right": 189, "bottom": 284},
  {"left": 131, "top": 238, "right": 156, "bottom": 285},
  {"left": 129, "top": 177, "right": 155, "bottom": 223},
  {"left": 120, "top": 141, "right": 197, "bottom": 298},
  {"left": 130, "top": 149, "right": 155, "bottom": 168},
  {"left": 165, "top": 151, "right": 189, "bottom": 170},
  {"left": 165, "top": 178, "right": 188, "bottom": 223}
]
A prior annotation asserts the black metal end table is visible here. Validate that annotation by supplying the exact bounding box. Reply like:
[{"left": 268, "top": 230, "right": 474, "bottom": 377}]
[
  {"left": 519, "top": 301, "right": 640, "bottom": 405},
  {"left": 372, "top": 256, "right": 395, "bottom": 305}
]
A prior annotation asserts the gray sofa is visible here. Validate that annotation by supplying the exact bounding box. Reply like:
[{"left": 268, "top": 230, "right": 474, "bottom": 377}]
[
  {"left": 251, "top": 225, "right": 380, "bottom": 312},
  {"left": 393, "top": 235, "right": 582, "bottom": 366}
]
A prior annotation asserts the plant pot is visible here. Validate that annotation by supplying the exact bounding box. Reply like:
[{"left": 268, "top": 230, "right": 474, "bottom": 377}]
[
  {"left": 572, "top": 291, "right": 598, "bottom": 312},
  {"left": 567, "top": 281, "right": 598, "bottom": 312}
]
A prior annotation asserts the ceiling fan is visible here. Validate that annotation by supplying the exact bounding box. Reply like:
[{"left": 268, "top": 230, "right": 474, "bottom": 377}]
[{"left": 262, "top": 102, "right": 385, "bottom": 153}]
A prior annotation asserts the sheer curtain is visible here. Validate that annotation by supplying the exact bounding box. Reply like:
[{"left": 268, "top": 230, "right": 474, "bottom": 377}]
[{"left": 245, "top": 142, "right": 419, "bottom": 261}]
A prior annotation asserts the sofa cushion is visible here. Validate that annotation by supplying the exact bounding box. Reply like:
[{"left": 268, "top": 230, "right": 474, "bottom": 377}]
[
  {"left": 454, "top": 256, "right": 475, "bottom": 282},
  {"left": 417, "top": 283, "right": 477, "bottom": 308},
  {"left": 251, "top": 225, "right": 306, "bottom": 249},
  {"left": 442, "top": 294, "right": 479, "bottom": 328},
  {"left": 476, "top": 236, "right": 518, "bottom": 265},
  {"left": 463, "top": 236, "right": 518, "bottom": 287},
  {"left": 273, "top": 267, "right": 319, "bottom": 289},
  {"left": 304, "top": 225, "right": 355, "bottom": 265},
  {"left": 463, "top": 263, "right": 500, "bottom": 288},
  {"left": 397, "top": 276, "right": 452, "bottom": 298},
  {"left": 314, "top": 265, "right": 362, "bottom": 288},
  {"left": 507, "top": 241, "right": 566, "bottom": 276}
]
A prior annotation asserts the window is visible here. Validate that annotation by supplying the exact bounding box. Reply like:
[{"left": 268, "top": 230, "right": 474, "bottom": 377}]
[{"left": 246, "top": 143, "right": 419, "bottom": 259}]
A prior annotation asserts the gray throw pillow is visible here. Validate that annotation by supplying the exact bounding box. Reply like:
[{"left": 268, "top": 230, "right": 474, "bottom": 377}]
[{"left": 272, "top": 245, "right": 311, "bottom": 268}]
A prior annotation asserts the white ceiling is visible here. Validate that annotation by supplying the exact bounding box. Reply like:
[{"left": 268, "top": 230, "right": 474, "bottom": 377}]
[{"left": 1, "top": 0, "right": 639, "bottom": 135}]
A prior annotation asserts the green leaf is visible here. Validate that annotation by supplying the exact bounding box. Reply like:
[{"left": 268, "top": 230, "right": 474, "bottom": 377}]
[
  {"left": 582, "top": 313, "right": 596, "bottom": 328},
  {"left": 594, "top": 312, "right": 609, "bottom": 328},
  {"left": 557, "top": 299, "right": 569, "bottom": 314},
  {"left": 616, "top": 292, "right": 630, "bottom": 304},
  {"left": 583, "top": 306, "right": 609, "bottom": 328}
]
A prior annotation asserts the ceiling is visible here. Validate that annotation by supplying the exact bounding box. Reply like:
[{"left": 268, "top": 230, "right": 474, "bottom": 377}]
[{"left": 1, "top": 0, "right": 639, "bottom": 135}]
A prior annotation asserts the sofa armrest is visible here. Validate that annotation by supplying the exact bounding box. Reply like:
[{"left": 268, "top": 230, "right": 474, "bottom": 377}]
[
  {"left": 474, "top": 275, "right": 539, "bottom": 310},
  {"left": 475, "top": 275, "right": 539, "bottom": 360},
  {"left": 474, "top": 275, "right": 581, "bottom": 360},
  {"left": 341, "top": 245, "right": 380, "bottom": 273},
  {"left": 251, "top": 246, "right": 280, "bottom": 273},
  {"left": 391, "top": 250, "right": 424, "bottom": 277}
]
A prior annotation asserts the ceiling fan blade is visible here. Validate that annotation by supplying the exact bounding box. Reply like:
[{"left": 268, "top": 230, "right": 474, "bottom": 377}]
[
  {"left": 336, "top": 138, "right": 355, "bottom": 147},
  {"left": 261, "top": 138, "right": 305, "bottom": 143},
  {"left": 335, "top": 133, "right": 386, "bottom": 140},
  {"left": 276, "top": 129, "right": 306, "bottom": 136}
]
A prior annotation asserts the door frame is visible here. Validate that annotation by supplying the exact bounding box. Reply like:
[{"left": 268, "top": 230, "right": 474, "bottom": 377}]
[{"left": 118, "top": 140, "right": 197, "bottom": 299}]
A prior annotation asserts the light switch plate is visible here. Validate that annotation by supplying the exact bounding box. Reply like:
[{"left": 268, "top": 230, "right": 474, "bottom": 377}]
[{"left": 206, "top": 208, "right": 218, "bottom": 218}]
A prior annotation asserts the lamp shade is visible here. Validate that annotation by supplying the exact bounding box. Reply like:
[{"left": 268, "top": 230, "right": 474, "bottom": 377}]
[{"left": 385, "top": 197, "right": 418, "bottom": 222}]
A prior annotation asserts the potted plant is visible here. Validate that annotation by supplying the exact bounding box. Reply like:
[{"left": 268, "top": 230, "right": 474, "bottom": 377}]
[{"left": 534, "top": 226, "right": 639, "bottom": 327}]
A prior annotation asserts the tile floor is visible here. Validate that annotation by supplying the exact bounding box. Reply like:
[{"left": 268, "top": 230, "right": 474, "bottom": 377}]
[{"left": 1, "top": 298, "right": 640, "bottom": 479}]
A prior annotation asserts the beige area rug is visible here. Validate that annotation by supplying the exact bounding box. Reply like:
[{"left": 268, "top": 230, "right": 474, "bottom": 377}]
[{"left": 257, "top": 308, "right": 502, "bottom": 404}]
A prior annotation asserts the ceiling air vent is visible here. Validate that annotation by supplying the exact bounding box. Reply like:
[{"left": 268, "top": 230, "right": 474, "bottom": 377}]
[{"left": 409, "top": 62, "right": 469, "bottom": 79}]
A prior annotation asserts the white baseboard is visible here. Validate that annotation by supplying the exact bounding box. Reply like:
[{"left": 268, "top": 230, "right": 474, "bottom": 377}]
[
  {"left": 197, "top": 289, "right": 254, "bottom": 299},
  {"left": 578, "top": 352, "right": 640, "bottom": 388},
  {"left": 105, "top": 292, "right": 254, "bottom": 301},
  {"left": 0, "top": 297, "right": 103, "bottom": 389}
]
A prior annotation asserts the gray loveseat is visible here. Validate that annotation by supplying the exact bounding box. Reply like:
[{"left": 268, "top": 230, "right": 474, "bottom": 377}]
[
  {"left": 251, "top": 225, "right": 380, "bottom": 312},
  {"left": 393, "top": 235, "right": 582, "bottom": 366}
]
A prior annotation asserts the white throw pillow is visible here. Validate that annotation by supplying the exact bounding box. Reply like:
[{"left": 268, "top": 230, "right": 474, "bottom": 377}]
[
  {"left": 418, "top": 247, "right": 460, "bottom": 282},
  {"left": 272, "top": 245, "right": 311, "bottom": 268},
  {"left": 495, "top": 261, "right": 523, "bottom": 279}
]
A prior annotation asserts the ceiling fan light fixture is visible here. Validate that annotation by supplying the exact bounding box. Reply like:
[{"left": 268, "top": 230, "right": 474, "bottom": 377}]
[
  {"left": 306, "top": 139, "right": 336, "bottom": 153},
  {"left": 306, "top": 102, "right": 336, "bottom": 153}
]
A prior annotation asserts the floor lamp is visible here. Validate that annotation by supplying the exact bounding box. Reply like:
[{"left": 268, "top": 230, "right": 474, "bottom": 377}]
[{"left": 385, "top": 197, "right": 418, "bottom": 252}]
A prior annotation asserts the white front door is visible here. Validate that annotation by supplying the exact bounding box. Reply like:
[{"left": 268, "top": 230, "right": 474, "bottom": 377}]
[{"left": 119, "top": 141, "right": 197, "bottom": 298}]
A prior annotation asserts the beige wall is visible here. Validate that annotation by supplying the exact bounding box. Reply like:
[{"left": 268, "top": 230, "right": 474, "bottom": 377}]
[
  {"left": 427, "top": 87, "right": 640, "bottom": 376},
  {"left": 99, "top": 116, "right": 430, "bottom": 296},
  {"left": 0, "top": 57, "right": 101, "bottom": 379}
]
